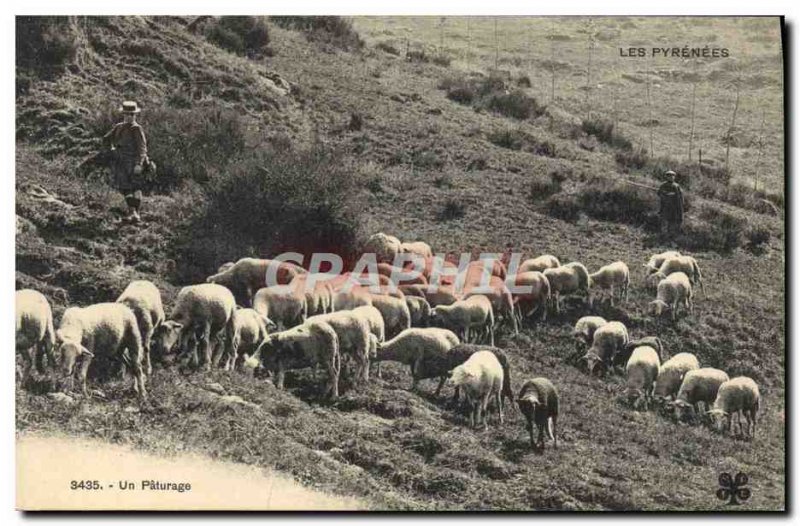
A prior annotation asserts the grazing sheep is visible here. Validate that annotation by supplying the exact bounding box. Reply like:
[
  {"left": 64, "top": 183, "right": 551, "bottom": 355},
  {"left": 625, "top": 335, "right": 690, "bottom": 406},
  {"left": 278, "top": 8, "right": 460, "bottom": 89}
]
[
  {"left": 352, "top": 305, "right": 386, "bottom": 343},
  {"left": 151, "top": 283, "right": 237, "bottom": 371},
  {"left": 517, "top": 378, "right": 559, "bottom": 449},
  {"left": 405, "top": 295, "right": 432, "bottom": 327},
  {"left": 707, "top": 376, "right": 760, "bottom": 439},
  {"left": 582, "top": 321, "right": 628, "bottom": 375},
  {"left": 463, "top": 276, "right": 517, "bottom": 335},
  {"left": 206, "top": 258, "right": 306, "bottom": 306},
  {"left": 289, "top": 274, "right": 334, "bottom": 317},
  {"left": 377, "top": 262, "right": 428, "bottom": 286},
  {"left": 671, "top": 368, "right": 730, "bottom": 421},
  {"left": 648, "top": 272, "right": 694, "bottom": 321},
  {"left": 364, "top": 232, "right": 402, "bottom": 263},
  {"left": 399, "top": 283, "right": 460, "bottom": 307},
  {"left": 369, "top": 293, "right": 412, "bottom": 339},
  {"left": 462, "top": 258, "right": 508, "bottom": 285},
  {"left": 543, "top": 262, "right": 592, "bottom": 313},
  {"left": 400, "top": 241, "right": 433, "bottom": 260},
  {"left": 646, "top": 255, "right": 705, "bottom": 296},
  {"left": 408, "top": 255, "right": 460, "bottom": 284},
  {"left": 622, "top": 336, "right": 667, "bottom": 365},
  {"left": 644, "top": 250, "right": 681, "bottom": 275},
  {"left": 15, "top": 289, "right": 56, "bottom": 380},
  {"left": 228, "top": 308, "right": 272, "bottom": 371},
  {"left": 253, "top": 286, "right": 308, "bottom": 330},
  {"left": 55, "top": 303, "right": 147, "bottom": 401},
  {"left": 511, "top": 271, "right": 550, "bottom": 323},
  {"left": 572, "top": 316, "right": 607, "bottom": 351},
  {"left": 589, "top": 261, "right": 630, "bottom": 306},
  {"left": 653, "top": 352, "right": 701, "bottom": 402},
  {"left": 306, "top": 311, "right": 372, "bottom": 382},
  {"left": 624, "top": 346, "right": 661, "bottom": 410},
  {"left": 518, "top": 255, "right": 560, "bottom": 274},
  {"left": 256, "top": 319, "right": 341, "bottom": 398},
  {"left": 448, "top": 350, "right": 504, "bottom": 430},
  {"left": 374, "top": 328, "right": 460, "bottom": 391},
  {"left": 116, "top": 280, "right": 165, "bottom": 376},
  {"left": 431, "top": 295, "right": 495, "bottom": 345},
  {"left": 331, "top": 287, "right": 373, "bottom": 311},
  {"left": 445, "top": 344, "right": 514, "bottom": 407}
]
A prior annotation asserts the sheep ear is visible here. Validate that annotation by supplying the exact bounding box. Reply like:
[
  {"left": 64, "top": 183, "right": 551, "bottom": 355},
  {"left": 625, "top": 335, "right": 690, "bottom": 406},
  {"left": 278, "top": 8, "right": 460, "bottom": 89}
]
[{"left": 80, "top": 345, "right": 95, "bottom": 358}]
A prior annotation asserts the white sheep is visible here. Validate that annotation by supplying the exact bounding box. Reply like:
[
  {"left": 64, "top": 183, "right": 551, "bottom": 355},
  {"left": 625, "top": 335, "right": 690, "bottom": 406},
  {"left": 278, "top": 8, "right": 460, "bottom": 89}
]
[
  {"left": 582, "top": 321, "right": 628, "bottom": 375},
  {"left": 206, "top": 257, "right": 306, "bottom": 305},
  {"left": 256, "top": 318, "right": 341, "bottom": 398},
  {"left": 369, "top": 293, "right": 411, "bottom": 339},
  {"left": 116, "top": 280, "right": 165, "bottom": 376},
  {"left": 374, "top": 328, "right": 460, "bottom": 391},
  {"left": 517, "top": 254, "right": 560, "bottom": 274},
  {"left": 707, "top": 376, "right": 760, "bottom": 439},
  {"left": 15, "top": 289, "right": 56, "bottom": 380},
  {"left": 289, "top": 274, "right": 334, "bottom": 317},
  {"left": 671, "top": 368, "right": 730, "bottom": 421},
  {"left": 364, "top": 232, "right": 402, "bottom": 263},
  {"left": 511, "top": 271, "right": 550, "bottom": 323},
  {"left": 624, "top": 346, "right": 661, "bottom": 410},
  {"left": 543, "top": 262, "right": 592, "bottom": 313},
  {"left": 228, "top": 308, "right": 273, "bottom": 371},
  {"left": 431, "top": 295, "right": 495, "bottom": 345},
  {"left": 400, "top": 240, "right": 433, "bottom": 260},
  {"left": 589, "top": 261, "right": 630, "bottom": 306},
  {"left": 644, "top": 250, "right": 681, "bottom": 275},
  {"left": 648, "top": 272, "right": 694, "bottom": 321},
  {"left": 252, "top": 285, "right": 308, "bottom": 331},
  {"left": 151, "top": 283, "right": 237, "bottom": 371},
  {"left": 331, "top": 287, "right": 373, "bottom": 311},
  {"left": 653, "top": 352, "right": 700, "bottom": 401},
  {"left": 306, "top": 310, "right": 372, "bottom": 382},
  {"left": 462, "top": 277, "right": 517, "bottom": 335},
  {"left": 448, "top": 350, "right": 504, "bottom": 430},
  {"left": 405, "top": 295, "right": 432, "bottom": 327},
  {"left": 646, "top": 255, "right": 706, "bottom": 296},
  {"left": 516, "top": 377, "right": 559, "bottom": 449},
  {"left": 55, "top": 302, "right": 147, "bottom": 401},
  {"left": 352, "top": 305, "right": 386, "bottom": 343},
  {"left": 572, "top": 316, "right": 607, "bottom": 351}
]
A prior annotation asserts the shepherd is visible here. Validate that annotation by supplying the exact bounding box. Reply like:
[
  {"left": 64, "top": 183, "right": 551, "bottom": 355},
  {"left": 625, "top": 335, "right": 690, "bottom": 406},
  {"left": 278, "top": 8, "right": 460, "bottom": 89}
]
[
  {"left": 103, "top": 101, "right": 149, "bottom": 223},
  {"left": 657, "top": 170, "right": 684, "bottom": 236}
]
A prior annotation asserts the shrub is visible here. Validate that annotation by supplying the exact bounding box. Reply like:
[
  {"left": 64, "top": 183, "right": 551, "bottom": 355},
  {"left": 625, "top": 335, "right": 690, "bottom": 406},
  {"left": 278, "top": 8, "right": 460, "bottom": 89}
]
[
  {"left": 431, "top": 54, "right": 451, "bottom": 67},
  {"left": 581, "top": 118, "right": 632, "bottom": 150},
  {"left": 16, "top": 17, "right": 79, "bottom": 73},
  {"left": 202, "top": 16, "right": 270, "bottom": 57},
  {"left": 485, "top": 90, "right": 545, "bottom": 120},
  {"left": 487, "top": 128, "right": 557, "bottom": 157},
  {"left": 528, "top": 172, "right": 562, "bottom": 202},
  {"left": 438, "top": 73, "right": 546, "bottom": 120},
  {"left": 676, "top": 205, "right": 746, "bottom": 254},
  {"left": 745, "top": 226, "right": 771, "bottom": 252},
  {"left": 271, "top": 16, "right": 363, "bottom": 51},
  {"left": 615, "top": 148, "right": 649, "bottom": 170},
  {"left": 544, "top": 194, "right": 581, "bottom": 222},
  {"left": 438, "top": 199, "right": 466, "bottom": 221},
  {"left": 376, "top": 41, "right": 400, "bottom": 56},
  {"left": 576, "top": 181, "right": 658, "bottom": 227}
]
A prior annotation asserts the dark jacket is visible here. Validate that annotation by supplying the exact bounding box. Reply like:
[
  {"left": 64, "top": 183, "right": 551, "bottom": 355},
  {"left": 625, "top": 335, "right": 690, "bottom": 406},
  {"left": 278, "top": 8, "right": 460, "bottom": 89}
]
[
  {"left": 657, "top": 181, "right": 684, "bottom": 224},
  {"left": 103, "top": 122, "right": 147, "bottom": 166}
]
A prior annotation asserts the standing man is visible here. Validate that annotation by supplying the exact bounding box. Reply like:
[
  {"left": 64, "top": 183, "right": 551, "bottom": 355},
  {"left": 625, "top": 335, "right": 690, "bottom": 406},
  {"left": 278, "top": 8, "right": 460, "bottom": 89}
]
[
  {"left": 103, "top": 101, "right": 148, "bottom": 223},
  {"left": 657, "top": 170, "right": 684, "bottom": 237}
]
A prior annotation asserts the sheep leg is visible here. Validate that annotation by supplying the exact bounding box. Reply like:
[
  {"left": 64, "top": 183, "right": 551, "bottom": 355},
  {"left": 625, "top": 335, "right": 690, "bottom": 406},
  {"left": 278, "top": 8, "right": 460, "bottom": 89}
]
[
  {"left": 450, "top": 386, "right": 461, "bottom": 406},
  {"left": 20, "top": 347, "right": 36, "bottom": 383},
  {"left": 434, "top": 376, "right": 446, "bottom": 397},
  {"left": 609, "top": 286, "right": 615, "bottom": 307},
  {"left": 526, "top": 421, "right": 535, "bottom": 449},
  {"left": 551, "top": 416, "right": 558, "bottom": 448},
  {"left": 275, "top": 365, "right": 286, "bottom": 390},
  {"left": 79, "top": 356, "right": 92, "bottom": 398},
  {"left": 481, "top": 393, "right": 490, "bottom": 431},
  {"left": 199, "top": 323, "right": 213, "bottom": 371},
  {"left": 495, "top": 390, "right": 503, "bottom": 425}
]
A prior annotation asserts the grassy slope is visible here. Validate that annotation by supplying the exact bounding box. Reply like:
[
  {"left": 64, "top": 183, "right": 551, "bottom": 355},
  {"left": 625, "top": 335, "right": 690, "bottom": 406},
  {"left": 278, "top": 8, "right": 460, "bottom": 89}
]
[{"left": 16, "top": 17, "right": 785, "bottom": 510}]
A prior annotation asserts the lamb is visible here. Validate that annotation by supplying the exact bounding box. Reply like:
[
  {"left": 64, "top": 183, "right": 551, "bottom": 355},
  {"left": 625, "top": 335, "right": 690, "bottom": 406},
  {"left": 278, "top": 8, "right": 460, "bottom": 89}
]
[
  {"left": 252, "top": 286, "right": 308, "bottom": 330},
  {"left": 116, "top": 280, "right": 165, "bottom": 376},
  {"left": 511, "top": 271, "right": 550, "bottom": 323},
  {"left": 653, "top": 352, "right": 700, "bottom": 402},
  {"left": 364, "top": 232, "right": 402, "bottom": 263},
  {"left": 15, "top": 289, "right": 56, "bottom": 381},
  {"left": 582, "top": 321, "right": 628, "bottom": 375},
  {"left": 644, "top": 250, "right": 681, "bottom": 275},
  {"left": 463, "top": 276, "right": 517, "bottom": 335},
  {"left": 369, "top": 293, "right": 412, "bottom": 339},
  {"left": 517, "top": 255, "right": 560, "bottom": 274},
  {"left": 516, "top": 378, "right": 559, "bottom": 449},
  {"left": 400, "top": 241, "right": 433, "bottom": 260},
  {"left": 543, "top": 262, "right": 592, "bottom": 313},
  {"left": 206, "top": 257, "right": 307, "bottom": 306},
  {"left": 706, "top": 376, "right": 760, "bottom": 439},
  {"left": 430, "top": 295, "right": 495, "bottom": 345},
  {"left": 151, "top": 283, "right": 237, "bottom": 371},
  {"left": 405, "top": 295, "right": 432, "bottom": 327},
  {"left": 648, "top": 272, "right": 694, "bottom": 321},
  {"left": 624, "top": 346, "right": 661, "bottom": 410},
  {"left": 374, "top": 328, "right": 460, "bottom": 391},
  {"left": 646, "top": 255, "right": 706, "bottom": 296},
  {"left": 448, "top": 350, "right": 504, "bottom": 430},
  {"left": 55, "top": 302, "right": 147, "bottom": 401},
  {"left": 671, "top": 368, "right": 730, "bottom": 421},
  {"left": 228, "top": 308, "right": 272, "bottom": 371},
  {"left": 444, "top": 344, "right": 514, "bottom": 407},
  {"left": 256, "top": 319, "right": 341, "bottom": 398},
  {"left": 306, "top": 311, "right": 372, "bottom": 382},
  {"left": 589, "top": 261, "right": 630, "bottom": 306}
]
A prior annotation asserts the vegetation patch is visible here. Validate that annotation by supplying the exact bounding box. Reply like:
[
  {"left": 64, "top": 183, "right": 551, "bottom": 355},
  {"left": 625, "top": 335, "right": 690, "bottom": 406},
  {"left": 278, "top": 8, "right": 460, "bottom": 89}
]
[
  {"left": 199, "top": 16, "right": 271, "bottom": 58},
  {"left": 271, "top": 16, "right": 363, "bottom": 51},
  {"left": 581, "top": 118, "right": 632, "bottom": 150},
  {"left": 438, "top": 73, "right": 546, "bottom": 120},
  {"left": 487, "top": 128, "right": 557, "bottom": 157}
]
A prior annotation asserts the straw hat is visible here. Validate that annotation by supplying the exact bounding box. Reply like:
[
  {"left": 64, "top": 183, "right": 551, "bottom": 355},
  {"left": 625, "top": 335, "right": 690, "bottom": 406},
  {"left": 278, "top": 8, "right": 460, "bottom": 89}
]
[{"left": 119, "top": 101, "right": 141, "bottom": 114}]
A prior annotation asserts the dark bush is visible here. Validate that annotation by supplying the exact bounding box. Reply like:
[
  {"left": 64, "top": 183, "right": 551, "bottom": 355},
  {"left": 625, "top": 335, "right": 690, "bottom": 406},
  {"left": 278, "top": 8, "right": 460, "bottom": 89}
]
[
  {"left": 544, "top": 194, "right": 581, "bottom": 222},
  {"left": 487, "top": 128, "right": 557, "bottom": 157},
  {"left": 676, "top": 205, "right": 746, "bottom": 254},
  {"left": 376, "top": 41, "right": 400, "bottom": 56},
  {"left": 615, "top": 148, "right": 649, "bottom": 170},
  {"left": 581, "top": 118, "right": 632, "bottom": 150},
  {"left": 576, "top": 181, "right": 657, "bottom": 226},
  {"left": 529, "top": 172, "right": 562, "bottom": 202},
  {"left": 431, "top": 54, "right": 452, "bottom": 67},
  {"left": 516, "top": 75, "right": 532, "bottom": 88},
  {"left": 16, "top": 17, "right": 79, "bottom": 73},
  {"left": 485, "top": 90, "right": 545, "bottom": 120},
  {"left": 745, "top": 226, "right": 771, "bottom": 252},
  {"left": 202, "top": 16, "right": 270, "bottom": 57},
  {"left": 271, "top": 16, "right": 363, "bottom": 51},
  {"left": 438, "top": 199, "right": 466, "bottom": 221},
  {"left": 348, "top": 112, "right": 364, "bottom": 131},
  {"left": 438, "top": 73, "right": 546, "bottom": 120}
]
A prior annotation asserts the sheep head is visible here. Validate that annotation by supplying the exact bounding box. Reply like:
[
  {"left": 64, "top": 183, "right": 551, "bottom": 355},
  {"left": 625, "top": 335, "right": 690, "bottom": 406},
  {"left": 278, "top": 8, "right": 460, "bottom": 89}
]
[
  {"left": 648, "top": 299, "right": 670, "bottom": 317},
  {"left": 56, "top": 340, "right": 94, "bottom": 378}
]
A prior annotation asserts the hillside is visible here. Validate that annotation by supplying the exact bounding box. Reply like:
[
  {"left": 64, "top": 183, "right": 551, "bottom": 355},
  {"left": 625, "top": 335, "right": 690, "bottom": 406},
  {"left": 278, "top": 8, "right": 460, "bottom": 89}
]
[{"left": 15, "top": 16, "right": 785, "bottom": 511}]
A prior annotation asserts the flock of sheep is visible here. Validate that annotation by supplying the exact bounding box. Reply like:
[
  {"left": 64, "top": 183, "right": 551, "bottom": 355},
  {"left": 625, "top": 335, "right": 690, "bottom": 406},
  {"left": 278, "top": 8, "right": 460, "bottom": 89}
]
[{"left": 15, "top": 233, "right": 760, "bottom": 450}]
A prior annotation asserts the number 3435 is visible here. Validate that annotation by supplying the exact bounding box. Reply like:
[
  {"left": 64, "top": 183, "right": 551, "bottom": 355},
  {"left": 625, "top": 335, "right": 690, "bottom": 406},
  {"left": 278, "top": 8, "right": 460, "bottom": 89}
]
[{"left": 70, "top": 480, "right": 102, "bottom": 490}]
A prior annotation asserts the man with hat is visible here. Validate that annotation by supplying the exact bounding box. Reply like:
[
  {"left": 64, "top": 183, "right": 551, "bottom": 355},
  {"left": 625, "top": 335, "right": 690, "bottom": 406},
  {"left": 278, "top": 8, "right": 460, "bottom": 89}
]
[
  {"left": 103, "top": 101, "right": 148, "bottom": 223},
  {"left": 657, "top": 170, "right": 684, "bottom": 236}
]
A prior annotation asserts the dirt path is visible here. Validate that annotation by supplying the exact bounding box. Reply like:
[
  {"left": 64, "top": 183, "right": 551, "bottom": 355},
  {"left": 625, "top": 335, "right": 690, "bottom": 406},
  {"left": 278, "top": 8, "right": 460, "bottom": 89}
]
[{"left": 16, "top": 434, "right": 364, "bottom": 511}]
